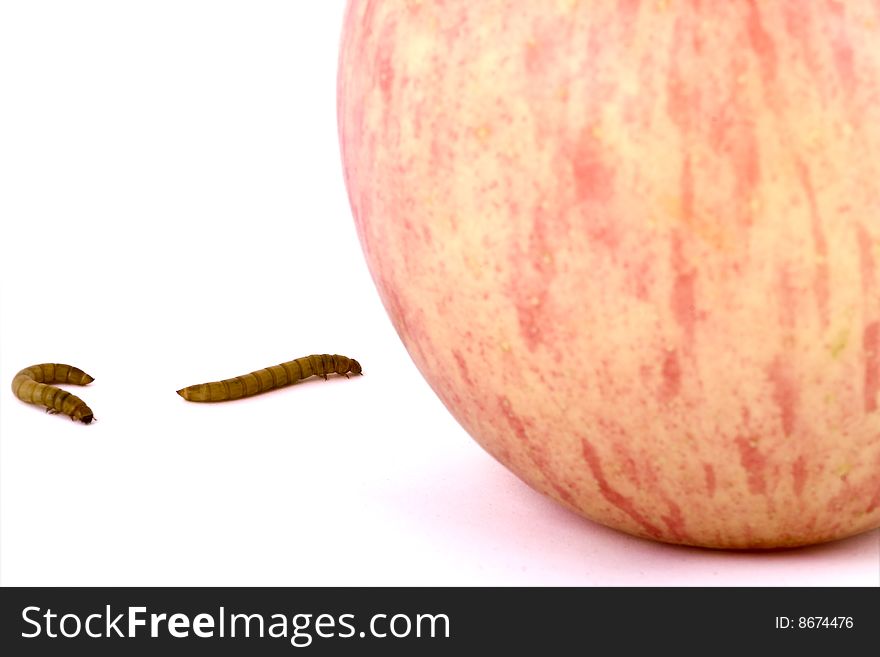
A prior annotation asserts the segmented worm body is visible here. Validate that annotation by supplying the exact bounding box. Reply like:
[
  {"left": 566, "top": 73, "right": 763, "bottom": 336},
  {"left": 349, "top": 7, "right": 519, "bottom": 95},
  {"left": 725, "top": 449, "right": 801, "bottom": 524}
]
[
  {"left": 12, "top": 363, "right": 95, "bottom": 423},
  {"left": 176, "top": 354, "right": 362, "bottom": 402}
]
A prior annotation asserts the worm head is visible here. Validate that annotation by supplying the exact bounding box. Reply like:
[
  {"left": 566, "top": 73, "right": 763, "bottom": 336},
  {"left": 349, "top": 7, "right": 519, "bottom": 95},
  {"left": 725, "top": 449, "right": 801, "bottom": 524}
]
[{"left": 73, "top": 406, "right": 94, "bottom": 424}]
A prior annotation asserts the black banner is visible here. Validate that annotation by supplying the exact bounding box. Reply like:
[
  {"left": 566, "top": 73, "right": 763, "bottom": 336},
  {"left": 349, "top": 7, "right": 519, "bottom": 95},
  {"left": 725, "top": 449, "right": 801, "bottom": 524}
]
[{"left": 0, "top": 587, "right": 876, "bottom": 654}]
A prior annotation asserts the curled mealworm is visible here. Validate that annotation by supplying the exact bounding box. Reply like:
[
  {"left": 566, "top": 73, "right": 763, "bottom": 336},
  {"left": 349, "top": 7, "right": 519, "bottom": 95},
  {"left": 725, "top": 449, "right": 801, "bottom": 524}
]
[
  {"left": 176, "top": 354, "right": 363, "bottom": 402},
  {"left": 12, "top": 363, "right": 95, "bottom": 423}
]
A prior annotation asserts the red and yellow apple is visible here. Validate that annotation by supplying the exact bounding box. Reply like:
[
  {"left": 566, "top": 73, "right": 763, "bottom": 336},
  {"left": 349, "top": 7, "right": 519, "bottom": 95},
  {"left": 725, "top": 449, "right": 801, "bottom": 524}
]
[{"left": 337, "top": 0, "right": 880, "bottom": 547}]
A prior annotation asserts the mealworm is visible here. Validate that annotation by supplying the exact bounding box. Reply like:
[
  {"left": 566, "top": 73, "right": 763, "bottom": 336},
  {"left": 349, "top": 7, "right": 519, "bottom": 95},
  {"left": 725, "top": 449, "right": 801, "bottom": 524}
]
[
  {"left": 176, "top": 354, "right": 363, "bottom": 402},
  {"left": 11, "top": 363, "right": 96, "bottom": 424}
]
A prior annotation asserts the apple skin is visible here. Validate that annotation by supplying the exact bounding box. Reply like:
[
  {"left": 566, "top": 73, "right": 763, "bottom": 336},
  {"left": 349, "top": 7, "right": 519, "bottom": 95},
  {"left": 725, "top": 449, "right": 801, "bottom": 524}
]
[{"left": 337, "top": 0, "right": 880, "bottom": 548}]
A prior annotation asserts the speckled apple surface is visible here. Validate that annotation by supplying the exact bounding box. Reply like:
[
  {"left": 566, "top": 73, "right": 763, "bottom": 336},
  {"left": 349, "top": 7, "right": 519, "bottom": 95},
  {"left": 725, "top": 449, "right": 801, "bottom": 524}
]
[{"left": 338, "top": 0, "right": 880, "bottom": 548}]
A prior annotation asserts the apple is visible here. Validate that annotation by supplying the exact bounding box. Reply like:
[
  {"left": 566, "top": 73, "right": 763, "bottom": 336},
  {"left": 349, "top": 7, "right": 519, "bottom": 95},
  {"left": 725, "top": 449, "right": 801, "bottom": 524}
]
[{"left": 337, "top": 0, "right": 880, "bottom": 547}]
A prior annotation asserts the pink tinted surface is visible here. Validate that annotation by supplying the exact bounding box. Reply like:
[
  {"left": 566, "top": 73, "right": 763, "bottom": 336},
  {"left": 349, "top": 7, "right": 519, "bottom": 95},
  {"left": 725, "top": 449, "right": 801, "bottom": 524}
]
[
  {"left": 381, "top": 446, "right": 880, "bottom": 586},
  {"left": 366, "top": 362, "right": 879, "bottom": 585}
]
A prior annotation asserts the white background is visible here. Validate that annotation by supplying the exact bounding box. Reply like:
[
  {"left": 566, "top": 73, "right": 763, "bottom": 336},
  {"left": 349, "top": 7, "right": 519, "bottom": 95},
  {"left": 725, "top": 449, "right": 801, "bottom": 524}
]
[{"left": 1, "top": 1, "right": 877, "bottom": 587}]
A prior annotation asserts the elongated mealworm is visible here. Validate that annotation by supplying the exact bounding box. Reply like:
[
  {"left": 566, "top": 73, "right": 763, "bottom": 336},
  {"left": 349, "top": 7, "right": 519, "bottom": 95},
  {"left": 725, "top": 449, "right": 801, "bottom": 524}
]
[
  {"left": 176, "top": 354, "right": 363, "bottom": 402},
  {"left": 11, "top": 363, "right": 96, "bottom": 423}
]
